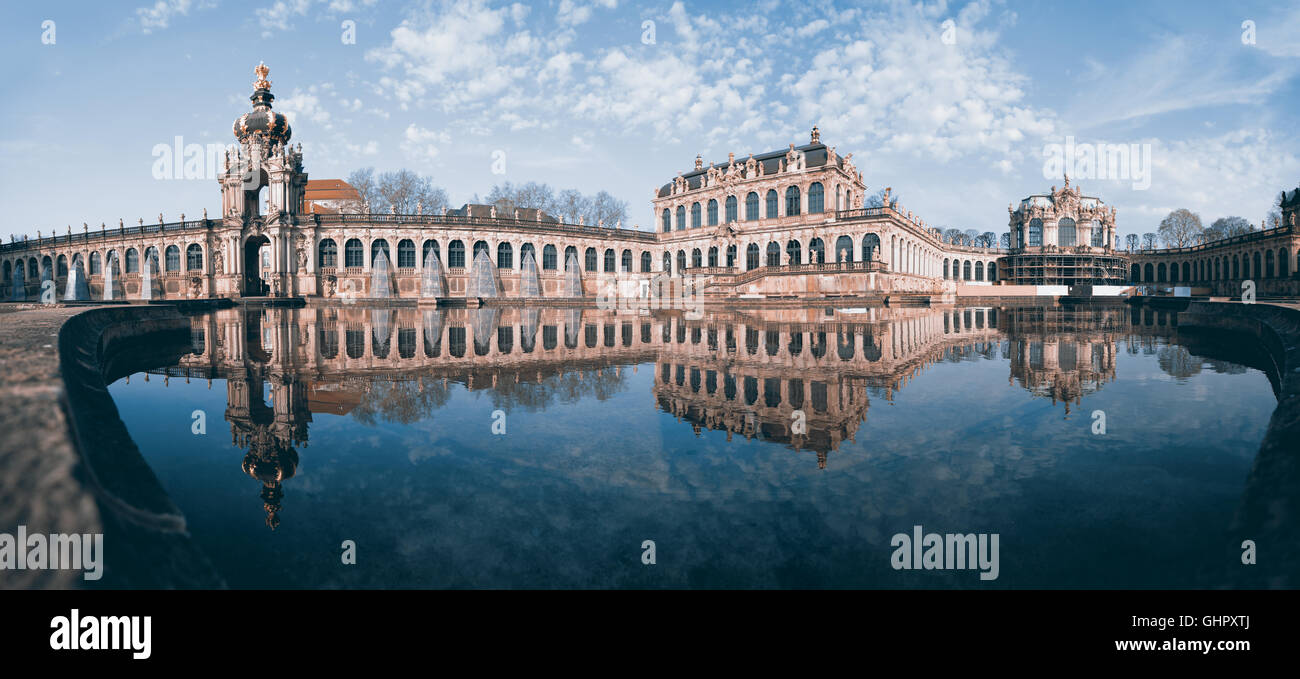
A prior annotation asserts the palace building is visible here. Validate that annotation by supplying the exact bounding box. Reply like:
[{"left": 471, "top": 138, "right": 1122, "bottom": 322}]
[
  {"left": 6, "top": 62, "right": 1300, "bottom": 304},
  {"left": 1000, "top": 176, "right": 1127, "bottom": 286}
]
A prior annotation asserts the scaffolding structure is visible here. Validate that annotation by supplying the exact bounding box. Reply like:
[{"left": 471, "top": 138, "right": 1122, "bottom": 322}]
[{"left": 1001, "top": 252, "right": 1129, "bottom": 286}]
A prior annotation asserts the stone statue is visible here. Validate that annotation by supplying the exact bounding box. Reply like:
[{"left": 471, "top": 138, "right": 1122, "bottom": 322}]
[{"left": 213, "top": 248, "right": 224, "bottom": 274}]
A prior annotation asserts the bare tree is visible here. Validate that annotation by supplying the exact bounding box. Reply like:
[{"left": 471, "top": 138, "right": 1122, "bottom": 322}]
[
  {"left": 1206, "top": 216, "right": 1251, "bottom": 242},
  {"left": 964, "top": 229, "right": 980, "bottom": 246},
  {"left": 587, "top": 190, "right": 629, "bottom": 227},
  {"left": 1124, "top": 233, "right": 1138, "bottom": 252},
  {"left": 552, "top": 189, "right": 589, "bottom": 224},
  {"left": 1157, "top": 208, "right": 1203, "bottom": 248},
  {"left": 980, "top": 231, "right": 997, "bottom": 248},
  {"left": 999, "top": 232, "right": 1011, "bottom": 248},
  {"left": 345, "top": 167, "right": 379, "bottom": 213},
  {"left": 1141, "top": 232, "right": 1158, "bottom": 250}
]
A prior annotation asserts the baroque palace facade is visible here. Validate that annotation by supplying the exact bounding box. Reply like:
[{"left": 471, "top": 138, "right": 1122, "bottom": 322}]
[{"left": 2, "top": 63, "right": 1299, "bottom": 302}]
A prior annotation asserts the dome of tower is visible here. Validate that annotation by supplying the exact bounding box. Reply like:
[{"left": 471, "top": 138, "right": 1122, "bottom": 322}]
[{"left": 232, "top": 62, "right": 292, "bottom": 146}]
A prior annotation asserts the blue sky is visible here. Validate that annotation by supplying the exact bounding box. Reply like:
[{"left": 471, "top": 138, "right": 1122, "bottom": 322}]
[{"left": 2, "top": 0, "right": 1298, "bottom": 242}]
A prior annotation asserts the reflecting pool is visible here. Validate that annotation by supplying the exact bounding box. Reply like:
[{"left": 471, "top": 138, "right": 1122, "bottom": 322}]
[{"left": 106, "top": 304, "right": 1289, "bottom": 588}]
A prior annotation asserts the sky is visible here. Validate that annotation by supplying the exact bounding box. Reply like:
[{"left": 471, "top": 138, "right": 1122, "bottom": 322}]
[{"left": 1, "top": 0, "right": 1298, "bottom": 243}]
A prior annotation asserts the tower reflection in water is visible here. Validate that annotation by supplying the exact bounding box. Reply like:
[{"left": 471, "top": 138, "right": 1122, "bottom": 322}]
[{"left": 155, "top": 303, "right": 1182, "bottom": 529}]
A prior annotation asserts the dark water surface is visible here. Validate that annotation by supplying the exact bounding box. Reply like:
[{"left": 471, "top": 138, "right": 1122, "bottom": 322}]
[{"left": 106, "top": 304, "right": 1286, "bottom": 588}]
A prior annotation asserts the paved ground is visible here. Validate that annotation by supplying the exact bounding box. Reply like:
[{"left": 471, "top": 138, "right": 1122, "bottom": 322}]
[{"left": 0, "top": 304, "right": 107, "bottom": 588}]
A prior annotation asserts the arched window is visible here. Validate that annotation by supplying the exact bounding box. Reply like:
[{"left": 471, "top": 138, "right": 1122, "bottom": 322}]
[
  {"left": 186, "top": 243, "right": 203, "bottom": 271},
  {"left": 397, "top": 239, "right": 416, "bottom": 268},
  {"left": 520, "top": 243, "right": 535, "bottom": 267},
  {"left": 1232, "top": 255, "right": 1239, "bottom": 279},
  {"left": 963, "top": 260, "right": 972, "bottom": 280},
  {"left": 987, "top": 262, "right": 996, "bottom": 281},
  {"left": 564, "top": 245, "right": 578, "bottom": 270},
  {"left": 640, "top": 251, "right": 652, "bottom": 272},
  {"left": 1181, "top": 262, "right": 1190, "bottom": 281},
  {"left": 726, "top": 244, "right": 737, "bottom": 268},
  {"left": 944, "top": 259, "right": 951, "bottom": 279},
  {"left": 746, "top": 243, "right": 760, "bottom": 270},
  {"left": 165, "top": 245, "right": 181, "bottom": 272},
  {"left": 1144, "top": 263, "right": 1154, "bottom": 281},
  {"left": 862, "top": 233, "right": 880, "bottom": 262},
  {"left": 1281, "top": 248, "right": 1290, "bottom": 277},
  {"left": 1058, "top": 218, "right": 1076, "bottom": 247},
  {"left": 1253, "top": 252, "right": 1262, "bottom": 279},
  {"left": 345, "top": 239, "right": 364, "bottom": 267},
  {"left": 29, "top": 258, "right": 38, "bottom": 279},
  {"left": 785, "top": 186, "right": 801, "bottom": 216},
  {"left": 423, "top": 240, "right": 440, "bottom": 265},
  {"left": 1157, "top": 263, "right": 1167, "bottom": 282},
  {"left": 1266, "top": 249, "right": 1275, "bottom": 278},
  {"left": 692, "top": 248, "right": 703, "bottom": 268},
  {"left": 707, "top": 246, "right": 718, "bottom": 267},
  {"left": 808, "top": 238, "right": 825, "bottom": 263},
  {"left": 371, "top": 239, "right": 391, "bottom": 266},
  {"left": 543, "top": 244, "right": 557, "bottom": 270},
  {"left": 497, "top": 242, "right": 513, "bottom": 269},
  {"left": 765, "top": 190, "right": 778, "bottom": 218},
  {"left": 319, "top": 239, "right": 338, "bottom": 267},
  {"left": 766, "top": 242, "right": 781, "bottom": 267},
  {"left": 675, "top": 205, "right": 686, "bottom": 231},
  {"left": 707, "top": 199, "right": 719, "bottom": 226},
  {"left": 604, "top": 248, "right": 616, "bottom": 272},
  {"left": 975, "top": 261, "right": 984, "bottom": 281},
  {"left": 447, "top": 240, "right": 465, "bottom": 268},
  {"left": 472, "top": 240, "right": 489, "bottom": 262},
  {"left": 621, "top": 249, "right": 632, "bottom": 272},
  {"left": 661, "top": 209, "right": 671, "bottom": 232},
  {"left": 1028, "top": 219, "right": 1043, "bottom": 247},
  {"left": 579, "top": 247, "right": 594, "bottom": 272},
  {"left": 1214, "top": 259, "right": 1221, "bottom": 280},
  {"left": 677, "top": 250, "right": 687, "bottom": 272},
  {"left": 1130, "top": 263, "right": 1139, "bottom": 281},
  {"left": 691, "top": 202, "right": 702, "bottom": 228},
  {"left": 835, "top": 235, "right": 853, "bottom": 262},
  {"left": 663, "top": 252, "right": 672, "bottom": 274},
  {"left": 808, "top": 182, "right": 824, "bottom": 214},
  {"left": 1090, "top": 220, "right": 1104, "bottom": 246},
  {"left": 746, "top": 192, "right": 759, "bottom": 221},
  {"left": 725, "top": 196, "right": 738, "bottom": 223},
  {"left": 125, "top": 248, "right": 139, "bottom": 273},
  {"left": 786, "top": 240, "right": 801, "bottom": 265}
]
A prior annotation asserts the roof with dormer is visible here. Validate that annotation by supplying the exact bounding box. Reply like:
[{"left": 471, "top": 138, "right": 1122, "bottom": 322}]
[{"left": 656, "top": 127, "right": 854, "bottom": 199}]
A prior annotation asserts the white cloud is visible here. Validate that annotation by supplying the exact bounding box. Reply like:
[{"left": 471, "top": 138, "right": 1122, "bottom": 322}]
[
  {"left": 136, "top": 0, "right": 203, "bottom": 34},
  {"left": 797, "top": 19, "right": 829, "bottom": 37},
  {"left": 403, "top": 123, "right": 450, "bottom": 161}
]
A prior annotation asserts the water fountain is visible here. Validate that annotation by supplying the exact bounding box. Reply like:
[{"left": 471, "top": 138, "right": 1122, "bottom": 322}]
[
  {"left": 371, "top": 309, "right": 393, "bottom": 356},
  {"left": 467, "top": 248, "right": 500, "bottom": 298},
  {"left": 63, "top": 259, "right": 90, "bottom": 301},
  {"left": 564, "top": 308, "right": 583, "bottom": 348},
  {"left": 470, "top": 307, "right": 501, "bottom": 355},
  {"left": 563, "top": 251, "right": 583, "bottom": 297},
  {"left": 421, "top": 309, "right": 444, "bottom": 355},
  {"left": 39, "top": 262, "right": 52, "bottom": 302},
  {"left": 102, "top": 252, "right": 124, "bottom": 301},
  {"left": 369, "top": 248, "right": 395, "bottom": 298},
  {"left": 519, "top": 251, "right": 541, "bottom": 297},
  {"left": 420, "top": 251, "right": 448, "bottom": 298},
  {"left": 9, "top": 262, "right": 25, "bottom": 302},
  {"left": 139, "top": 254, "right": 161, "bottom": 300},
  {"left": 520, "top": 307, "right": 539, "bottom": 352}
]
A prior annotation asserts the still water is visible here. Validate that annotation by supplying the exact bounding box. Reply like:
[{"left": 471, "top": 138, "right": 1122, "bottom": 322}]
[{"left": 107, "top": 304, "right": 1286, "bottom": 588}]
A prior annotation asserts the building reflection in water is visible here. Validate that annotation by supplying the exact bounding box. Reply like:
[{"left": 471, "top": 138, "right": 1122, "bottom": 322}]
[{"left": 153, "top": 303, "right": 1181, "bottom": 528}]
